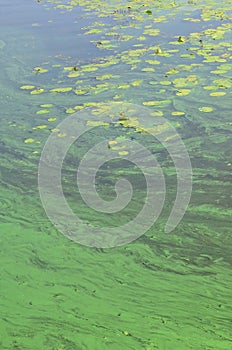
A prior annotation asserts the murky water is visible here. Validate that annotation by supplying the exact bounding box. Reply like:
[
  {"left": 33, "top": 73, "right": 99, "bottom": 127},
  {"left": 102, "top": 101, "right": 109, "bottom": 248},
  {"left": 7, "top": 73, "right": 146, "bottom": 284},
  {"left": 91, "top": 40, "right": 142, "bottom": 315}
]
[{"left": 0, "top": 0, "right": 231, "bottom": 349}]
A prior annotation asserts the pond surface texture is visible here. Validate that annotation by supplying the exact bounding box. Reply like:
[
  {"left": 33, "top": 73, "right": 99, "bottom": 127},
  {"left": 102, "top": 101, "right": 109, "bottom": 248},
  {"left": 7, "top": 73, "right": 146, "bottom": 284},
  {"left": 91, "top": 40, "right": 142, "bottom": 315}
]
[{"left": 0, "top": 0, "right": 232, "bottom": 349}]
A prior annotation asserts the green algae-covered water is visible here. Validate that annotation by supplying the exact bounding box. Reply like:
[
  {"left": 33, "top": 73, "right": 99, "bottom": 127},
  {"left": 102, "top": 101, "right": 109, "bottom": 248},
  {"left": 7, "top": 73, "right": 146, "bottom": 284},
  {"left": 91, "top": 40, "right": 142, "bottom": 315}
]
[{"left": 0, "top": 0, "right": 232, "bottom": 349}]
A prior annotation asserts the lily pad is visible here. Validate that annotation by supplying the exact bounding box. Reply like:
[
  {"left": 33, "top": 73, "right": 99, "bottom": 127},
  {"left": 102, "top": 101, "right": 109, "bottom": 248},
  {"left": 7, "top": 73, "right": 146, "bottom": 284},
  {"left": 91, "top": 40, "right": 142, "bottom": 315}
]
[
  {"left": 50, "top": 87, "right": 73, "bottom": 93},
  {"left": 36, "top": 109, "right": 50, "bottom": 115},
  {"left": 199, "top": 106, "right": 214, "bottom": 112},
  {"left": 20, "top": 85, "right": 35, "bottom": 90},
  {"left": 209, "top": 91, "right": 226, "bottom": 96},
  {"left": 30, "top": 89, "right": 45, "bottom": 95}
]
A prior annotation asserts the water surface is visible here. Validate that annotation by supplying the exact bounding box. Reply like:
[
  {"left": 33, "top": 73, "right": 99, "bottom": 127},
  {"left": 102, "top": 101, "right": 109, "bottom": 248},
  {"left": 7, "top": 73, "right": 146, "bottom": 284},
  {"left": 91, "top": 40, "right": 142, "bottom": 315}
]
[{"left": 0, "top": 0, "right": 232, "bottom": 349}]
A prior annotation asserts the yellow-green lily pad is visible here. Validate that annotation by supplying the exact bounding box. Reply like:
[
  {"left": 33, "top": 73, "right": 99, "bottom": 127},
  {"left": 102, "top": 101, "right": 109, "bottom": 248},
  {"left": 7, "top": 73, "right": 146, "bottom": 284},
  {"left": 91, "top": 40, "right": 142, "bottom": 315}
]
[
  {"left": 199, "top": 106, "right": 214, "bottom": 112},
  {"left": 176, "top": 89, "right": 191, "bottom": 96},
  {"left": 24, "top": 138, "right": 35, "bottom": 143},
  {"left": 172, "top": 111, "right": 185, "bottom": 116},
  {"left": 209, "top": 91, "right": 226, "bottom": 96},
  {"left": 40, "top": 104, "right": 53, "bottom": 108},
  {"left": 50, "top": 87, "right": 73, "bottom": 93},
  {"left": 30, "top": 88, "right": 45, "bottom": 95},
  {"left": 36, "top": 109, "right": 50, "bottom": 115},
  {"left": 20, "top": 85, "right": 35, "bottom": 90}
]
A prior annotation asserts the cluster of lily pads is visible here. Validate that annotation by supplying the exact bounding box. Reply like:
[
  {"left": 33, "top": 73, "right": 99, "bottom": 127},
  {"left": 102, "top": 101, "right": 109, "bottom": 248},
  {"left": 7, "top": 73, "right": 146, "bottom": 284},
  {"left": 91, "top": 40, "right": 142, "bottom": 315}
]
[{"left": 18, "top": 0, "right": 232, "bottom": 150}]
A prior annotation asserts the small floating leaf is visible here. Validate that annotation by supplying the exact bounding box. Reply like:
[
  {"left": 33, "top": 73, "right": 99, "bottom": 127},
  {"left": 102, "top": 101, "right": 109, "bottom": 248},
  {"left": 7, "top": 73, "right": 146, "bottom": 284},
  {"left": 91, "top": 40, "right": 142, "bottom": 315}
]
[
  {"left": 199, "top": 106, "right": 214, "bottom": 113},
  {"left": 203, "top": 85, "right": 218, "bottom": 90},
  {"left": 142, "top": 67, "right": 155, "bottom": 72},
  {"left": 84, "top": 28, "right": 102, "bottom": 35},
  {"left": 144, "top": 100, "right": 171, "bottom": 107},
  {"left": 86, "top": 121, "right": 110, "bottom": 127},
  {"left": 74, "top": 105, "right": 84, "bottom": 110},
  {"left": 118, "top": 151, "right": 129, "bottom": 156},
  {"left": 165, "top": 68, "right": 179, "bottom": 75},
  {"left": 74, "top": 89, "right": 87, "bottom": 95},
  {"left": 108, "top": 140, "right": 118, "bottom": 146},
  {"left": 143, "top": 101, "right": 157, "bottom": 106},
  {"left": 63, "top": 66, "right": 75, "bottom": 71},
  {"left": 34, "top": 125, "right": 47, "bottom": 129},
  {"left": 159, "top": 80, "right": 172, "bottom": 85},
  {"left": 131, "top": 80, "right": 143, "bottom": 87},
  {"left": 145, "top": 59, "right": 160, "bottom": 65},
  {"left": 36, "top": 109, "right": 50, "bottom": 115},
  {"left": 20, "top": 85, "right": 35, "bottom": 90},
  {"left": 30, "top": 88, "right": 45, "bottom": 95},
  {"left": 34, "top": 67, "right": 48, "bottom": 73},
  {"left": 40, "top": 104, "right": 53, "bottom": 108},
  {"left": 58, "top": 132, "right": 67, "bottom": 137},
  {"left": 143, "top": 28, "right": 160, "bottom": 36},
  {"left": 81, "top": 65, "right": 98, "bottom": 72},
  {"left": 172, "top": 111, "right": 185, "bottom": 116},
  {"left": 50, "top": 87, "right": 72, "bottom": 93},
  {"left": 24, "top": 138, "right": 35, "bottom": 143},
  {"left": 209, "top": 91, "right": 226, "bottom": 96},
  {"left": 117, "top": 84, "right": 130, "bottom": 89},
  {"left": 68, "top": 71, "right": 80, "bottom": 78},
  {"left": 66, "top": 108, "right": 76, "bottom": 114},
  {"left": 176, "top": 89, "right": 191, "bottom": 96}
]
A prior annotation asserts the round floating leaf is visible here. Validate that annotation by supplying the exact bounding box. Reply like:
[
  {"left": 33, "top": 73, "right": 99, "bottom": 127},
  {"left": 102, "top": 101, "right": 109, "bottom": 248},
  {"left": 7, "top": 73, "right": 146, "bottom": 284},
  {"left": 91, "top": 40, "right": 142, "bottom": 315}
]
[
  {"left": 24, "top": 138, "right": 35, "bottom": 143},
  {"left": 210, "top": 69, "right": 228, "bottom": 74},
  {"left": 108, "top": 140, "right": 118, "bottom": 146},
  {"left": 131, "top": 80, "right": 143, "bottom": 86},
  {"left": 209, "top": 91, "right": 226, "bottom": 96},
  {"left": 30, "top": 89, "right": 45, "bottom": 95},
  {"left": 117, "top": 84, "right": 130, "bottom": 89},
  {"left": 118, "top": 151, "right": 129, "bottom": 156},
  {"left": 68, "top": 71, "right": 80, "bottom": 78},
  {"left": 66, "top": 108, "right": 76, "bottom": 114},
  {"left": 74, "top": 89, "right": 87, "bottom": 95},
  {"left": 199, "top": 106, "right": 214, "bottom": 113},
  {"left": 74, "top": 105, "right": 84, "bottom": 110},
  {"left": 143, "top": 28, "right": 160, "bottom": 36},
  {"left": 203, "top": 85, "right": 218, "bottom": 90},
  {"left": 50, "top": 87, "right": 72, "bottom": 93},
  {"left": 34, "top": 67, "right": 48, "bottom": 73},
  {"left": 142, "top": 67, "right": 155, "bottom": 72},
  {"left": 159, "top": 80, "right": 172, "bottom": 85},
  {"left": 34, "top": 125, "right": 47, "bottom": 129},
  {"left": 80, "top": 65, "right": 98, "bottom": 72},
  {"left": 20, "top": 85, "right": 35, "bottom": 90},
  {"left": 176, "top": 89, "right": 191, "bottom": 96},
  {"left": 63, "top": 66, "right": 75, "bottom": 71},
  {"left": 143, "top": 101, "right": 157, "bottom": 106},
  {"left": 40, "top": 104, "right": 53, "bottom": 108},
  {"left": 58, "top": 133, "right": 67, "bottom": 138},
  {"left": 145, "top": 59, "right": 160, "bottom": 65},
  {"left": 36, "top": 109, "right": 50, "bottom": 115},
  {"left": 86, "top": 121, "right": 110, "bottom": 127},
  {"left": 172, "top": 111, "right": 185, "bottom": 116},
  {"left": 165, "top": 68, "right": 179, "bottom": 75}
]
